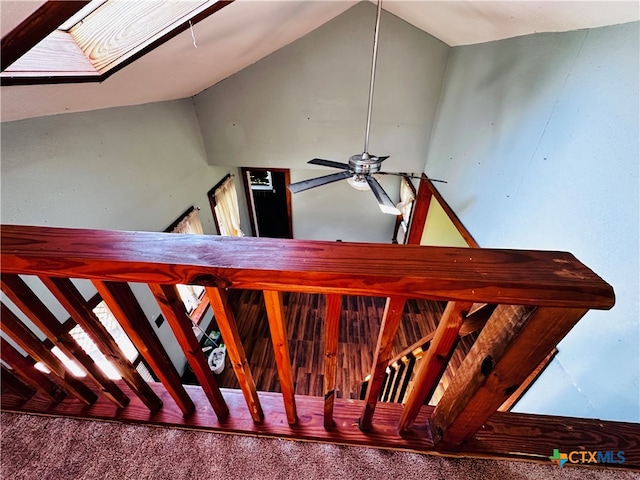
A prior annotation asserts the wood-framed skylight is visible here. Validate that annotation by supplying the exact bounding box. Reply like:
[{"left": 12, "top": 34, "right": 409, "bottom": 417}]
[{"left": 1, "top": 0, "right": 232, "bottom": 85}]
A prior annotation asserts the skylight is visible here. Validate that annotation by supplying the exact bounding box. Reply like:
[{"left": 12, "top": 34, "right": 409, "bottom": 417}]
[{"left": 1, "top": 0, "right": 231, "bottom": 85}]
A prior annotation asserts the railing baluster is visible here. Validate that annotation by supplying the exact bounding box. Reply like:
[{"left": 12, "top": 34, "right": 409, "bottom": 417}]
[
  {"left": 41, "top": 276, "right": 163, "bottom": 412},
  {"left": 399, "top": 301, "right": 471, "bottom": 431},
  {"left": 206, "top": 287, "right": 264, "bottom": 423},
  {"left": 150, "top": 283, "right": 229, "bottom": 420},
  {"left": 359, "top": 296, "right": 406, "bottom": 431},
  {"left": 430, "top": 305, "right": 588, "bottom": 447},
  {"left": 322, "top": 294, "right": 341, "bottom": 428},
  {"left": 94, "top": 280, "right": 195, "bottom": 415},
  {"left": 1, "top": 338, "right": 66, "bottom": 402},
  {"left": 1, "top": 275, "right": 129, "bottom": 408},
  {"left": 1, "top": 365, "right": 37, "bottom": 399},
  {"left": 263, "top": 290, "right": 297, "bottom": 425},
  {"left": 1, "top": 303, "right": 97, "bottom": 405}
]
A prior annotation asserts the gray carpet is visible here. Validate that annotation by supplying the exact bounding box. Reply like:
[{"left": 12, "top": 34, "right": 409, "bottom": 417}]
[{"left": 1, "top": 412, "right": 637, "bottom": 480}]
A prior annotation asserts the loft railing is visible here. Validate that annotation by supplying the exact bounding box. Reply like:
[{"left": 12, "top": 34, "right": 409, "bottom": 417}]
[{"left": 2, "top": 224, "right": 637, "bottom": 468}]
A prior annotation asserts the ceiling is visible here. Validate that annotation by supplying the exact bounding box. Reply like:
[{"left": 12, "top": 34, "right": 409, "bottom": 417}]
[{"left": 1, "top": 0, "right": 638, "bottom": 122}]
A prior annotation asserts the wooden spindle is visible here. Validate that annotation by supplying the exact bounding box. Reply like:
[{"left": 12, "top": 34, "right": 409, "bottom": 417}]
[
  {"left": 150, "top": 283, "right": 229, "bottom": 420},
  {"left": 1, "top": 365, "right": 37, "bottom": 399},
  {"left": 1, "top": 303, "right": 97, "bottom": 405},
  {"left": 323, "top": 294, "right": 341, "bottom": 428},
  {"left": 206, "top": 287, "right": 264, "bottom": 423},
  {"left": 359, "top": 296, "right": 406, "bottom": 431},
  {"left": 94, "top": 280, "right": 195, "bottom": 415},
  {"left": 430, "top": 305, "right": 587, "bottom": 448},
  {"left": 1, "top": 275, "right": 129, "bottom": 408},
  {"left": 263, "top": 290, "right": 297, "bottom": 425},
  {"left": 399, "top": 301, "right": 471, "bottom": 431},
  {"left": 1, "top": 337, "right": 66, "bottom": 402},
  {"left": 41, "top": 276, "right": 163, "bottom": 412}
]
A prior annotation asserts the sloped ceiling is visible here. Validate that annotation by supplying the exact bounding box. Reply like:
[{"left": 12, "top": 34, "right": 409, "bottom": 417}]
[{"left": 1, "top": 0, "right": 638, "bottom": 122}]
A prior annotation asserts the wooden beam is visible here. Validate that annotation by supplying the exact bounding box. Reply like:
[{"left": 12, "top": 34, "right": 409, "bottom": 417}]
[
  {"left": 0, "top": 338, "right": 66, "bottom": 402},
  {"left": 41, "top": 276, "right": 162, "bottom": 413},
  {"left": 405, "top": 174, "right": 433, "bottom": 244},
  {"left": 1, "top": 0, "right": 91, "bottom": 71},
  {"left": 430, "top": 305, "right": 587, "bottom": 447},
  {"left": 359, "top": 297, "right": 406, "bottom": 431},
  {"left": 322, "top": 294, "right": 341, "bottom": 429},
  {"left": 263, "top": 290, "right": 297, "bottom": 425},
  {"left": 0, "top": 303, "right": 97, "bottom": 405},
  {"left": 93, "top": 280, "right": 195, "bottom": 415},
  {"left": 1, "top": 275, "right": 129, "bottom": 408},
  {"left": 3, "top": 382, "right": 639, "bottom": 470},
  {"left": 1, "top": 225, "right": 615, "bottom": 310},
  {"left": 399, "top": 301, "right": 471, "bottom": 431},
  {"left": 498, "top": 347, "right": 558, "bottom": 412},
  {"left": 1, "top": 365, "right": 37, "bottom": 400},
  {"left": 206, "top": 287, "right": 264, "bottom": 423},
  {"left": 149, "top": 283, "right": 229, "bottom": 420}
]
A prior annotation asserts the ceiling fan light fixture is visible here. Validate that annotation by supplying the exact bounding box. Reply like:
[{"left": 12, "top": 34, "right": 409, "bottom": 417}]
[{"left": 347, "top": 175, "right": 371, "bottom": 191}]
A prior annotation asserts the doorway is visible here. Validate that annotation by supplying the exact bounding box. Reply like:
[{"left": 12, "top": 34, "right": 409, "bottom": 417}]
[{"left": 241, "top": 167, "right": 293, "bottom": 238}]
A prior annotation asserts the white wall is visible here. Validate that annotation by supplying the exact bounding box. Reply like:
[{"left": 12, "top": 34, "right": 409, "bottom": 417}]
[
  {"left": 1, "top": 100, "right": 246, "bottom": 374},
  {"left": 194, "top": 1, "right": 449, "bottom": 242},
  {"left": 425, "top": 22, "right": 639, "bottom": 421}
]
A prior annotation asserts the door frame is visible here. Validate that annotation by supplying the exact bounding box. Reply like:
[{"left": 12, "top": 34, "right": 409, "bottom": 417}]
[{"left": 240, "top": 167, "right": 293, "bottom": 238}]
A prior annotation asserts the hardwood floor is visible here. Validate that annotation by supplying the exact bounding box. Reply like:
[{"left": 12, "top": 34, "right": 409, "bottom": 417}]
[{"left": 210, "top": 289, "right": 448, "bottom": 399}]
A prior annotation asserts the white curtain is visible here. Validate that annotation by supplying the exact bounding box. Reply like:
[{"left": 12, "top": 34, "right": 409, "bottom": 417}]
[
  {"left": 171, "top": 208, "right": 204, "bottom": 235},
  {"left": 396, "top": 177, "right": 416, "bottom": 223},
  {"left": 169, "top": 208, "right": 205, "bottom": 313},
  {"left": 214, "top": 175, "right": 244, "bottom": 237}
]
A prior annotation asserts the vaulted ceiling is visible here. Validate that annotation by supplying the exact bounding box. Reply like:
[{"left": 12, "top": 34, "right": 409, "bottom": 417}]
[{"left": 1, "top": 0, "right": 638, "bottom": 122}]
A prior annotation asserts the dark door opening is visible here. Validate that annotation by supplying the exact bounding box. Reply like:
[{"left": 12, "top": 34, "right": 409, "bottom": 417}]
[{"left": 241, "top": 167, "right": 293, "bottom": 239}]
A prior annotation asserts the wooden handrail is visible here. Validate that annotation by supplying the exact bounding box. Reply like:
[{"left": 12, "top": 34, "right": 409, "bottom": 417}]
[
  {"left": 0, "top": 224, "right": 624, "bottom": 464},
  {"left": 0, "top": 225, "right": 614, "bottom": 309}
]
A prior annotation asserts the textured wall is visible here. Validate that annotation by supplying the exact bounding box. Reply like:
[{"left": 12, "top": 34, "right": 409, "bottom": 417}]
[
  {"left": 424, "top": 22, "right": 639, "bottom": 421},
  {"left": 194, "top": 1, "right": 449, "bottom": 242}
]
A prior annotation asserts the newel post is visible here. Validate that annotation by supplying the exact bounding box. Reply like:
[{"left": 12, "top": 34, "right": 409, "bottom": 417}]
[{"left": 429, "top": 305, "right": 588, "bottom": 448}]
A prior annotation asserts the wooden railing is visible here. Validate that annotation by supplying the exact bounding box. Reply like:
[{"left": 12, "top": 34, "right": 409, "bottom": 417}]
[{"left": 2, "top": 224, "right": 637, "bottom": 468}]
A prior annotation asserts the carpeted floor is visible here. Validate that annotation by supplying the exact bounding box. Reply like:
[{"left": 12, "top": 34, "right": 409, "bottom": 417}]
[{"left": 1, "top": 412, "right": 637, "bottom": 480}]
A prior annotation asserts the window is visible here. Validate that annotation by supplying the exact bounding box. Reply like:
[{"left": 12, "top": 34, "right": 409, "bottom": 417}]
[
  {"left": 35, "top": 300, "right": 138, "bottom": 380},
  {"left": 165, "top": 207, "right": 207, "bottom": 319},
  {"left": 1, "top": 0, "right": 231, "bottom": 84}
]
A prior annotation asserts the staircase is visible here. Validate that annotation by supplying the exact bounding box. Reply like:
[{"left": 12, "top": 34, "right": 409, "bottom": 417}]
[{"left": 362, "top": 304, "right": 497, "bottom": 405}]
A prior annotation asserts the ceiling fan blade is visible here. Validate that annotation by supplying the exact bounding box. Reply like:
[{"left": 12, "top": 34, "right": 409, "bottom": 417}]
[
  {"left": 288, "top": 170, "right": 353, "bottom": 193},
  {"left": 308, "top": 158, "right": 351, "bottom": 170},
  {"left": 373, "top": 155, "right": 389, "bottom": 162},
  {"left": 378, "top": 171, "right": 448, "bottom": 183},
  {"left": 365, "top": 175, "right": 401, "bottom": 215}
]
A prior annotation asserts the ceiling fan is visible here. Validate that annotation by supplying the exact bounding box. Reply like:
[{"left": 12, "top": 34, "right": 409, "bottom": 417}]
[{"left": 287, "top": 0, "right": 446, "bottom": 215}]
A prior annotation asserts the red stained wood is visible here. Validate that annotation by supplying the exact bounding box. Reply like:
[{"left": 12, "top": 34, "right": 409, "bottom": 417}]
[
  {"left": 0, "top": 303, "right": 97, "bottom": 405},
  {"left": 406, "top": 174, "right": 433, "bottom": 245},
  {"left": 41, "top": 276, "right": 162, "bottom": 413},
  {"left": 399, "top": 301, "right": 471, "bottom": 431},
  {"left": 263, "top": 290, "right": 297, "bottom": 425},
  {"left": 93, "top": 281, "right": 195, "bottom": 415},
  {"left": 206, "top": 287, "right": 264, "bottom": 423},
  {"left": 1, "top": 365, "right": 37, "bottom": 400},
  {"left": 3, "top": 382, "right": 638, "bottom": 470},
  {"left": 0, "top": 225, "right": 615, "bottom": 310},
  {"left": 431, "top": 306, "right": 587, "bottom": 447},
  {"left": 1, "top": 338, "right": 66, "bottom": 402},
  {"left": 1, "top": 275, "right": 129, "bottom": 408},
  {"left": 149, "top": 283, "right": 229, "bottom": 420},
  {"left": 323, "top": 294, "right": 342, "bottom": 428},
  {"left": 359, "top": 297, "right": 406, "bottom": 431}
]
